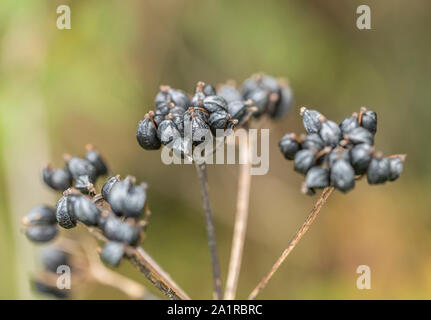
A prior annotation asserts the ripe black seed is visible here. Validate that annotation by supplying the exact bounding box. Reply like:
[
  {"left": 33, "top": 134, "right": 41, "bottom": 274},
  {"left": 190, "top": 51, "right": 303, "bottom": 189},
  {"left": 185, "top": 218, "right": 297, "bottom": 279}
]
[
  {"left": 108, "top": 177, "right": 147, "bottom": 218},
  {"left": 259, "top": 75, "right": 281, "bottom": 94},
  {"left": 101, "top": 241, "right": 125, "bottom": 267},
  {"left": 40, "top": 247, "right": 68, "bottom": 273},
  {"left": 270, "top": 85, "right": 293, "bottom": 119},
  {"left": 208, "top": 110, "right": 230, "bottom": 135},
  {"left": 339, "top": 113, "right": 359, "bottom": 134},
  {"left": 85, "top": 147, "right": 108, "bottom": 176},
  {"left": 217, "top": 83, "right": 242, "bottom": 103},
  {"left": 184, "top": 109, "right": 211, "bottom": 145},
  {"left": 203, "top": 95, "right": 228, "bottom": 113},
  {"left": 65, "top": 156, "right": 97, "bottom": 182},
  {"left": 305, "top": 167, "right": 329, "bottom": 189},
  {"left": 227, "top": 100, "right": 248, "bottom": 121},
  {"left": 328, "top": 147, "right": 350, "bottom": 169},
  {"left": 203, "top": 84, "right": 216, "bottom": 96},
  {"left": 246, "top": 88, "right": 268, "bottom": 116},
  {"left": 319, "top": 118, "right": 342, "bottom": 147},
  {"left": 367, "top": 156, "right": 390, "bottom": 184},
  {"left": 136, "top": 114, "right": 161, "bottom": 150},
  {"left": 191, "top": 92, "right": 206, "bottom": 107},
  {"left": 42, "top": 166, "right": 72, "bottom": 192},
  {"left": 388, "top": 157, "right": 404, "bottom": 181},
  {"left": 350, "top": 143, "right": 373, "bottom": 175},
  {"left": 68, "top": 195, "right": 100, "bottom": 226},
  {"left": 279, "top": 133, "right": 300, "bottom": 160},
  {"left": 157, "top": 119, "right": 181, "bottom": 145},
  {"left": 26, "top": 225, "right": 58, "bottom": 243},
  {"left": 24, "top": 205, "right": 56, "bottom": 225},
  {"left": 74, "top": 175, "right": 93, "bottom": 194},
  {"left": 294, "top": 149, "right": 316, "bottom": 174},
  {"left": 302, "top": 133, "right": 324, "bottom": 151},
  {"left": 103, "top": 216, "right": 140, "bottom": 245},
  {"left": 102, "top": 175, "right": 120, "bottom": 200},
  {"left": 300, "top": 107, "right": 322, "bottom": 134},
  {"left": 360, "top": 108, "right": 377, "bottom": 135},
  {"left": 346, "top": 127, "right": 374, "bottom": 145},
  {"left": 55, "top": 195, "right": 77, "bottom": 229},
  {"left": 167, "top": 88, "right": 190, "bottom": 109},
  {"left": 330, "top": 159, "right": 355, "bottom": 192}
]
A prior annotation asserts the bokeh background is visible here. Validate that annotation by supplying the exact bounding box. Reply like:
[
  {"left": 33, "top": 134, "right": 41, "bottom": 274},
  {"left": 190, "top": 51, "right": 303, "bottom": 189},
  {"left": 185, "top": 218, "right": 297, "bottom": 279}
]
[{"left": 0, "top": 0, "right": 430, "bottom": 299}]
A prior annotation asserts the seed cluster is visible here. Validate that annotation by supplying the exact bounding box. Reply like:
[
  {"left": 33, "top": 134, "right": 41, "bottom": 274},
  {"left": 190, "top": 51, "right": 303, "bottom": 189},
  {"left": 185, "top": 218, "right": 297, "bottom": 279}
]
[
  {"left": 23, "top": 146, "right": 149, "bottom": 268},
  {"left": 137, "top": 74, "right": 294, "bottom": 155},
  {"left": 279, "top": 107, "right": 406, "bottom": 194}
]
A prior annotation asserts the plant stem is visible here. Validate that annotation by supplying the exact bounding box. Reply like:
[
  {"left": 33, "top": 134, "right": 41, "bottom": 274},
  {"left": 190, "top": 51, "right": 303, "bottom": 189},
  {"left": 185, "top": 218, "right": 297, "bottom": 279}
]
[
  {"left": 79, "top": 222, "right": 191, "bottom": 300},
  {"left": 224, "top": 139, "right": 252, "bottom": 300},
  {"left": 248, "top": 186, "right": 334, "bottom": 300},
  {"left": 195, "top": 162, "right": 223, "bottom": 300}
]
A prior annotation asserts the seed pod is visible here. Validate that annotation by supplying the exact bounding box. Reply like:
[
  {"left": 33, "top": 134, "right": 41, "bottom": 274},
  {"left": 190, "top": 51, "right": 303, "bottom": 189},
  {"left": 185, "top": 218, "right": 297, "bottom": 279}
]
[
  {"left": 388, "top": 156, "right": 405, "bottom": 181},
  {"left": 208, "top": 110, "right": 230, "bottom": 135},
  {"left": 217, "top": 83, "right": 242, "bottom": 103},
  {"left": 319, "top": 116, "right": 342, "bottom": 147},
  {"left": 101, "top": 241, "right": 125, "bottom": 267},
  {"left": 270, "top": 84, "right": 293, "bottom": 119},
  {"left": 157, "top": 118, "right": 181, "bottom": 145},
  {"left": 137, "top": 112, "right": 161, "bottom": 150},
  {"left": 55, "top": 195, "right": 77, "bottom": 229},
  {"left": 40, "top": 247, "right": 69, "bottom": 273},
  {"left": 300, "top": 107, "right": 322, "bottom": 134},
  {"left": 74, "top": 175, "right": 94, "bottom": 194},
  {"left": 203, "top": 95, "right": 228, "bottom": 113},
  {"left": 33, "top": 279, "right": 68, "bottom": 299},
  {"left": 345, "top": 127, "right": 374, "bottom": 145},
  {"left": 108, "top": 177, "right": 147, "bottom": 218},
  {"left": 23, "top": 205, "right": 56, "bottom": 226},
  {"left": 328, "top": 147, "right": 350, "bottom": 169},
  {"left": 68, "top": 194, "right": 100, "bottom": 226},
  {"left": 294, "top": 149, "right": 316, "bottom": 174},
  {"left": 102, "top": 175, "right": 120, "bottom": 200},
  {"left": 42, "top": 166, "right": 72, "bottom": 192},
  {"left": 103, "top": 216, "right": 140, "bottom": 245},
  {"left": 302, "top": 133, "right": 324, "bottom": 151},
  {"left": 339, "top": 113, "right": 359, "bottom": 134},
  {"left": 330, "top": 159, "right": 355, "bottom": 192},
  {"left": 360, "top": 107, "right": 377, "bottom": 135},
  {"left": 305, "top": 167, "right": 329, "bottom": 189},
  {"left": 26, "top": 225, "right": 58, "bottom": 243},
  {"left": 279, "top": 133, "right": 300, "bottom": 160},
  {"left": 350, "top": 143, "right": 373, "bottom": 175},
  {"left": 65, "top": 155, "right": 97, "bottom": 182},
  {"left": 367, "top": 154, "right": 390, "bottom": 184},
  {"left": 85, "top": 145, "right": 108, "bottom": 176}
]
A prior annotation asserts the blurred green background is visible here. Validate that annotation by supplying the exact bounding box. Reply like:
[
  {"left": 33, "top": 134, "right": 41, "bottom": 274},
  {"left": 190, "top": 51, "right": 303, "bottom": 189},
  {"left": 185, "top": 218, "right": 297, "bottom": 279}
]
[{"left": 0, "top": 0, "right": 430, "bottom": 299}]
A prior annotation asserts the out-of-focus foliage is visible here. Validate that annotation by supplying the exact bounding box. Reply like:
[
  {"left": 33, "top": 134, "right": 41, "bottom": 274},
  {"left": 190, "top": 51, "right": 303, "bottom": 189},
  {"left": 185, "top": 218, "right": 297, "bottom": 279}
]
[{"left": 0, "top": 0, "right": 430, "bottom": 299}]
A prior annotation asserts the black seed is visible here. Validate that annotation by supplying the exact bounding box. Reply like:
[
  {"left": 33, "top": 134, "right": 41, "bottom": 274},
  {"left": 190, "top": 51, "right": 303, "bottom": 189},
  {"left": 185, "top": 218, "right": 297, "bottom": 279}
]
[
  {"left": 217, "top": 83, "right": 242, "bottom": 103},
  {"left": 74, "top": 175, "right": 93, "bottom": 194},
  {"left": 346, "top": 127, "right": 374, "bottom": 145},
  {"left": 24, "top": 205, "right": 56, "bottom": 225},
  {"left": 300, "top": 107, "right": 322, "bottom": 134},
  {"left": 330, "top": 159, "right": 355, "bottom": 192},
  {"left": 102, "top": 175, "right": 120, "bottom": 200},
  {"left": 302, "top": 133, "right": 324, "bottom": 151},
  {"left": 184, "top": 109, "right": 211, "bottom": 145},
  {"left": 101, "top": 241, "right": 125, "bottom": 267},
  {"left": 66, "top": 156, "right": 97, "bottom": 182},
  {"left": 246, "top": 88, "right": 268, "bottom": 116},
  {"left": 305, "top": 167, "right": 329, "bottom": 189},
  {"left": 367, "top": 155, "right": 390, "bottom": 184},
  {"left": 85, "top": 146, "right": 108, "bottom": 176},
  {"left": 319, "top": 117, "right": 342, "bottom": 147},
  {"left": 136, "top": 113, "right": 161, "bottom": 150},
  {"left": 168, "top": 88, "right": 190, "bottom": 109},
  {"left": 388, "top": 156, "right": 404, "bottom": 181},
  {"left": 42, "top": 166, "right": 72, "bottom": 192},
  {"left": 328, "top": 147, "right": 350, "bottom": 169},
  {"left": 26, "top": 225, "right": 58, "bottom": 243},
  {"left": 108, "top": 177, "right": 147, "bottom": 218},
  {"left": 350, "top": 143, "right": 373, "bottom": 175},
  {"left": 202, "top": 84, "right": 216, "bottom": 96},
  {"left": 55, "top": 195, "right": 77, "bottom": 229},
  {"left": 203, "top": 95, "right": 228, "bottom": 113},
  {"left": 33, "top": 279, "right": 68, "bottom": 299},
  {"left": 360, "top": 108, "right": 377, "bottom": 135},
  {"left": 40, "top": 247, "right": 68, "bottom": 273},
  {"left": 227, "top": 100, "right": 248, "bottom": 121},
  {"left": 191, "top": 92, "right": 206, "bottom": 107},
  {"left": 103, "top": 216, "right": 140, "bottom": 245},
  {"left": 208, "top": 110, "right": 230, "bottom": 135},
  {"left": 68, "top": 195, "right": 100, "bottom": 226},
  {"left": 294, "top": 149, "right": 316, "bottom": 174},
  {"left": 270, "top": 84, "right": 293, "bottom": 119},
  {"left": 339, "top": 113, "right": 359, "bottom": 134},
  {"left": 279, "top": 133, "right": 300, "bottom": 160},
  {"left": 157, "top": 118, "right": 181, "bottom": 145}
]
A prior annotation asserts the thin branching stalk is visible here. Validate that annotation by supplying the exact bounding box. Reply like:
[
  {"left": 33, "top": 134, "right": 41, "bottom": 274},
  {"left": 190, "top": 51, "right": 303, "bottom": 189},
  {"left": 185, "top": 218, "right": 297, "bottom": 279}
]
[
  {"left": 248, "top": 186, "right": 334, "bottom": 300},
  {"left": 225, "top": 138, "right": 252, "bottom": 300},
  {"left": 195, "top": 162, "right": 223, "bottom": 300},
  {"left": 79, "top": 222, "right": 191, "bottom": 300}
]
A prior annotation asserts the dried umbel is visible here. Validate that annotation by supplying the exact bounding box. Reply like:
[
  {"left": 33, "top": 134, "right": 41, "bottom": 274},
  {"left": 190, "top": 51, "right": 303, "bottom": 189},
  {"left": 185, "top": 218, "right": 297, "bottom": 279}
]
[{"left": 280, "top": 106, "right": 406, "bottom": 194}]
